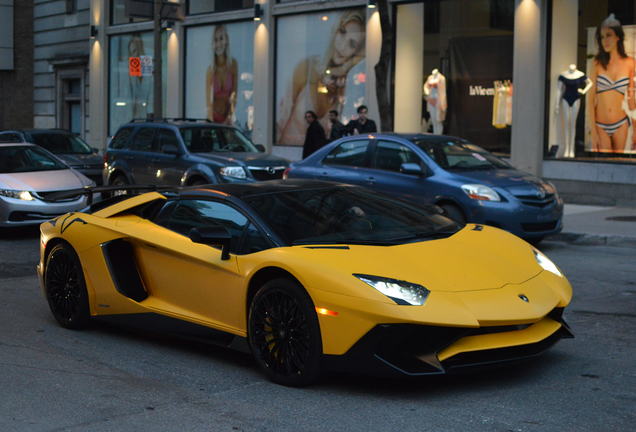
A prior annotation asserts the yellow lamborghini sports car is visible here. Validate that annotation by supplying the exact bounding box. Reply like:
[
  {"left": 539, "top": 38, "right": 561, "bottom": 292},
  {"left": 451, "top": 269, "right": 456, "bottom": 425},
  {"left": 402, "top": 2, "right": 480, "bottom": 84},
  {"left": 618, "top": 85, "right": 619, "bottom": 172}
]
[{"left": 37, "top": 180, "right": 573, "bottom": 386}]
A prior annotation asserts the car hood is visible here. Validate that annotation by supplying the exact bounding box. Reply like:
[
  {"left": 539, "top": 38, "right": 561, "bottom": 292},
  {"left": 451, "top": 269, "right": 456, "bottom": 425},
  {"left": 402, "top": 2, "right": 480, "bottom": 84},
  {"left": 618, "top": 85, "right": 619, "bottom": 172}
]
[
  {"left": 286, "top": 225, "right": 542, "bottom": 294},
  {"left": 449, "top": 168, "right": 548, "bottom": 189},
  {"left": 0, "top": 169, "right": 90, "bottom": 191},
  {"left": 56, "top": 153, "right": 102, "bottom": 168},
  {"left": 192, "top": 152, "right": 289, "bottom": 167}
]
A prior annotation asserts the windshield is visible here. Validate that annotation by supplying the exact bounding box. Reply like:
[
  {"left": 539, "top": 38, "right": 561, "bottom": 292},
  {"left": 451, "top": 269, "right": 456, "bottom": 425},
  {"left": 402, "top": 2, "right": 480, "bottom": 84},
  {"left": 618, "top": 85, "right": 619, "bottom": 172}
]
[
  {"left": 0, "top": 146, "right": 67, "bottom": 173},
  {"left": 244, "top": 187, "right": 460, "bottom": 246},
  {"left": 414, "top": 139, "right": 511, "bottom": 170},
  {"left": 180, "top": 127, "right": 258, "bottom": 153},
  {"left": 30, "top": 133, "right": 93, "bottom": 155}
]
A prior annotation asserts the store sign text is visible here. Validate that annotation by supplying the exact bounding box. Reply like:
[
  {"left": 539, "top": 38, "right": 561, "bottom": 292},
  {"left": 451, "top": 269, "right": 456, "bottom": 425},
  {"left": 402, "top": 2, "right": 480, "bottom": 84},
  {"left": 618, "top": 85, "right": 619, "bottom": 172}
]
[{"left": 469, "top": 85, "right": 495, "bottom": 96}]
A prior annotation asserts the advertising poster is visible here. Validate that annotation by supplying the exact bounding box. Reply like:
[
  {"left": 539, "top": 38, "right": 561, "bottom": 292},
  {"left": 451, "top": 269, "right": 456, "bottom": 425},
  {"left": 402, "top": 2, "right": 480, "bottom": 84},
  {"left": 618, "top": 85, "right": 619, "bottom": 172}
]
[
  {"left": 185, "top": 22, "right": 254, "bottom": 136},
  {"left": 109, "top": 32, "right": 167, "bottom": 135},
  {"left": 276, "top": 8, "right": 367, "bottom": 146},
  {"left": 586, "top": 22, "right": 636, "bottom": 154}
]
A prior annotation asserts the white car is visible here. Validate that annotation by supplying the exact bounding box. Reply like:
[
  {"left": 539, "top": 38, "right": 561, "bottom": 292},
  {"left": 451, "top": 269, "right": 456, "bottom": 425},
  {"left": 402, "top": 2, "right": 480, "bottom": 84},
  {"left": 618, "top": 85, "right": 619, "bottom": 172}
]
[{"left": 0, "top": 143, "right": 95, "bottom": 227}]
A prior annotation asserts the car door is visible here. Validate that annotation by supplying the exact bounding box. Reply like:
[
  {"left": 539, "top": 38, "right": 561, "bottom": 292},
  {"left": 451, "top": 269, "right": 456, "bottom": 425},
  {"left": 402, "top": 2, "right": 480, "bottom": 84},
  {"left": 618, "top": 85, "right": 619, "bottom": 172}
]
[
  {"left": 366, "top": 139, "right": 436, "bottom": 203},
  {"left": 315, "top": 138, "right": 374, "bottom": 186},
  {"left": 133, "top": 199, "right": 254, "bottom": 332},
  {"left": 128, "top": 127, "right": 158, "bottom": 184},
  {"left": 149, "top": 128, "right": 189, "bottom": 186}
]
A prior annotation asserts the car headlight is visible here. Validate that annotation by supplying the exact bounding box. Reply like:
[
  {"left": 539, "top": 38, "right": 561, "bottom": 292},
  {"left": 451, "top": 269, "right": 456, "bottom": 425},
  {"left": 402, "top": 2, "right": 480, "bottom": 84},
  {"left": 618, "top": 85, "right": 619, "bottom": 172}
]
[
  {"left": 354, "top": 274, "right": 430, "bottom": 305},
  {"left": 0, "top": 190, "right": 35, "bottom": 201},
  {"left": 461, "top": 184, "right": 500, "bottom": 201},
  {"left": 533, "top": 248, "right": 563, "bottom": 277},
  {"left": 219, "top": 166, "right": 247, "bottom": 180}
]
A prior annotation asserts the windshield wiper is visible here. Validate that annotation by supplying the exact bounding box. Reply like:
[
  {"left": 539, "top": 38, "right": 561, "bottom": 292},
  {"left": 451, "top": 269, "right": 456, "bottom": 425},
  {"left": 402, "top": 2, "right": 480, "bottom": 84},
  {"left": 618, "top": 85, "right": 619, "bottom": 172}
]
[
  {"left": 291, "top": 239, "right": 396, "bottom": 246},
  {"left": 385, "top": 229, "right": 459, "bottom": 243}
]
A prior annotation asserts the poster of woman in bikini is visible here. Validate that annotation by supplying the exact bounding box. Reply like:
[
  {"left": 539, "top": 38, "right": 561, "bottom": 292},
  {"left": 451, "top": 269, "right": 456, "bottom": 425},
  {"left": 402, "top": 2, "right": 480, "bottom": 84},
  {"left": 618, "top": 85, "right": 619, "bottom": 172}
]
[{"left": 586, "top": 14, "right": 636, "bottom": 154}]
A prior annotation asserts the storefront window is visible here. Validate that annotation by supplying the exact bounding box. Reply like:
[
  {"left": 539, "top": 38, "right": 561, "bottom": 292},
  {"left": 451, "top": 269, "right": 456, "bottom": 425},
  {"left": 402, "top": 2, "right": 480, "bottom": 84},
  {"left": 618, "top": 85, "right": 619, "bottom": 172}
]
[
  {"left": 187, "top": 0, "right": 254, "bottom": 15},
  {"left": 109, "top": 32, "right": 167, "bottom": 135},
  {"left": 548, "top": 1, "right": 636, "bottom": 161},
  {"left": 410, "top": 0, "right": 515, "bottom": 154},
  {"left": 275, "top": 8, "right": 367, "bottom": 146},
  {"left": 184, "top": 22, "right": 255, "bottom": 136}
]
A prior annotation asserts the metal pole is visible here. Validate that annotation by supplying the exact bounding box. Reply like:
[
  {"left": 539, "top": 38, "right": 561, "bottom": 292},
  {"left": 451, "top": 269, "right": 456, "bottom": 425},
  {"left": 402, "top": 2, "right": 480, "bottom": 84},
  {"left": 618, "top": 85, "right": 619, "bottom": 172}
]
[{"left": 153, "top": 0, "right": 162, "bottom": 119}]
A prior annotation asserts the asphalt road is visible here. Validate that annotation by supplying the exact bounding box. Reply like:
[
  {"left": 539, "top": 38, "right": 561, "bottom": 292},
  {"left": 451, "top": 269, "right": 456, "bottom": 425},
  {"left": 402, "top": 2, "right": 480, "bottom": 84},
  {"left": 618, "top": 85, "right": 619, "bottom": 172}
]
[{"left": 0, "top": 227, "right": 634, "bottom": 432}]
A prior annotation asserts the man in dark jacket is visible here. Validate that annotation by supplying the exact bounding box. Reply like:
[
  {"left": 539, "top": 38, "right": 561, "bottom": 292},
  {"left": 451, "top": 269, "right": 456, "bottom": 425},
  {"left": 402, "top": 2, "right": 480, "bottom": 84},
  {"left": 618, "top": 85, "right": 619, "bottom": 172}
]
[
  {"left": 346, "top": 105, "right": 377, "bottom": 135},
  {"left": 302, "top": 110, "right": 327, "bottom": 159},
  {"left": 328, "top": 110, "right": 346, "bottom": 142}
]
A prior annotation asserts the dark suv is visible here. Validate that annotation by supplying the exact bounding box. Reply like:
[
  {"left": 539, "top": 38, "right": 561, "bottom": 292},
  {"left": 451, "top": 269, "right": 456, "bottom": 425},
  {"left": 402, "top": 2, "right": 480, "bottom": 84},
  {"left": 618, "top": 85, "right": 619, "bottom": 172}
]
[
  {"left": 0, "top": 129, "right": 103, "bottom": 184},
  {"left": 104, "top": 119, "right": 289, "bottom": 187}
]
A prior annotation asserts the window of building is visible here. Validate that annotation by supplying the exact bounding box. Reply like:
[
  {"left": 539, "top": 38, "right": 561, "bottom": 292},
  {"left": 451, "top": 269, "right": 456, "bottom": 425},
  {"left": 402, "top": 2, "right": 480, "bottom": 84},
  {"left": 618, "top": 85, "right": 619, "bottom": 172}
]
[
  {"left": 187, "top": 0, "right": 254, "bottom": 15},
  {"left": 109, "top": 32, "right": 167, "bottom": 135},
  {"left": 111, "top": 0, "right": 152, "bottom": 25},
  {"left": 184, "top": 22, "right": 254, "bottom": 137},
  {"left": 275, "top": 8, "right": 367, "bottom": 146},
  {"left": 407, "top": 0, "right": 514, "bottom": 155},
  {"left": 547, "top": 1, "right": 636, "bottom": 162}
]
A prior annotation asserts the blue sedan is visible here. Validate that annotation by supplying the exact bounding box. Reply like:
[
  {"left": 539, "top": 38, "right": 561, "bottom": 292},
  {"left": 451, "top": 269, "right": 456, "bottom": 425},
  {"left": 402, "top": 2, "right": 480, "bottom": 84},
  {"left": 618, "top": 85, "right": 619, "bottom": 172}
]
[{"left": 284, "top": 133, "right": 563, "bottom": 241}]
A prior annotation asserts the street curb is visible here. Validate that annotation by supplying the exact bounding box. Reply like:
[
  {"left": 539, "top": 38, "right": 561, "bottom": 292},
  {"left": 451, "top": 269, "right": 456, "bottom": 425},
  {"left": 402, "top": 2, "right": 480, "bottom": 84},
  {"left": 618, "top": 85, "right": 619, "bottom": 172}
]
[{"left": 550, "top": 232, "right": 636, "bottom": 248}]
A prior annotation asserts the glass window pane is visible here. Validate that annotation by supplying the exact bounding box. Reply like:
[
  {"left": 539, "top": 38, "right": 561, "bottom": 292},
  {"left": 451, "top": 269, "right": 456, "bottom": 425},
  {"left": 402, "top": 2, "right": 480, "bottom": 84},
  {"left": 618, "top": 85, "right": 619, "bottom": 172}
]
[
  {"left": 132, "top": 128, "right": 155, "bottom": 152},
  {"left": 109, "top": 32, "right": 168, "bottom": 135},
  {"left": 185, "top": 23, "right": 255, "bottom": 138},
  {"left": 373, "top": 141, "right": 420, "bottom": 172},
  {"left": 111, "top": 0, "right": 152, "bottom": 25},
  {"left": 110, "top": 127, "right": 133, "bottom": 149},
  {"left": 276, "top": 9, "right": 367, "bottom": 146},
  {"left": 323, "top": 139, "right": 369, "bottom": 166},
  {"left": 188, "top": 0, "right": 254, "bottom": 15}
]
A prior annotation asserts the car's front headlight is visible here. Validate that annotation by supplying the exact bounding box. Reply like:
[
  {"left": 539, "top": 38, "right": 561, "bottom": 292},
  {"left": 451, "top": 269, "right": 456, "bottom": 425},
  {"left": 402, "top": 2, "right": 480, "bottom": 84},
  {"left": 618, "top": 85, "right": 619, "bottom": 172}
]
[
  {"left": 0, "top": 190, "right": 35, "bottom": 201},
  {"left": 219, "top": 166, "right": 247, "bottom": 180},
  {"left": 533, "top": 248, "right": 563, "bottom": 277},
  {"left": 461, "top": 184, "right": 500, "bottom": 201},
  {"left": 354, "top": 274, "right": 430, "bottom": 305}
]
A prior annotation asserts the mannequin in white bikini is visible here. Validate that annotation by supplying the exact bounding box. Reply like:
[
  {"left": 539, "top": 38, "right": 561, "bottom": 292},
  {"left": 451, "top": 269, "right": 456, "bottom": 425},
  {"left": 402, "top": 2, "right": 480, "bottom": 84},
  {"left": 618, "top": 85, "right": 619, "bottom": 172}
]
[
  {"left": 423, "top": 69, "right": 447, "bottom": 135},
  {"left": 555, "top": 64, "right": 592, "bottom": 158}
]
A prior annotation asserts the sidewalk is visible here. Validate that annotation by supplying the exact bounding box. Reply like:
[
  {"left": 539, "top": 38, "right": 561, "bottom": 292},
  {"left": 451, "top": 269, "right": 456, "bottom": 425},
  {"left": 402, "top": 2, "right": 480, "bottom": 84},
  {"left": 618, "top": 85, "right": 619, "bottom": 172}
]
[{"left": 550, "top": 204, "right": 636, "bottom": 248}]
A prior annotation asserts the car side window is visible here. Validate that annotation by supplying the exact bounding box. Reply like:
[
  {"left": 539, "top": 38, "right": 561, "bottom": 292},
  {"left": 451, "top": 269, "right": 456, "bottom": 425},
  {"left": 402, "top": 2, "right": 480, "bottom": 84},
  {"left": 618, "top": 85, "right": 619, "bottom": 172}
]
[
  {"left": 323, "top": 140, "right": 370, "bottom": 167},
  {"left": 157, "top": 199, "right": 262, "bottom": 255},
  {"left": 0, "top": 133, "right": 22, "bottom": 143},
  {"left": 157, "top": 128, "right": 180, "bottom": 152},
  {"left": 180, "top": 128, "right": 223, "bottom": 153},
  {"left": 110, "top": 127, "right": 133, "bottom": 149},
  {"left": 131, "top": 128, "right": 156, "bottom": 152},
  {"left": 373, "top": 140, "right": 421, "bottom": 172}
]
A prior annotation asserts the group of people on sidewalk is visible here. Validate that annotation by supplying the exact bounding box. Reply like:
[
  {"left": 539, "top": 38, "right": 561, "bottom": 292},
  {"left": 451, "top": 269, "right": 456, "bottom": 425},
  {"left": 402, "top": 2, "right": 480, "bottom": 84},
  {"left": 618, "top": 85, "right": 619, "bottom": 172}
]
[{"left": 302, "top": 105, "right": 377, "bottom": 158}]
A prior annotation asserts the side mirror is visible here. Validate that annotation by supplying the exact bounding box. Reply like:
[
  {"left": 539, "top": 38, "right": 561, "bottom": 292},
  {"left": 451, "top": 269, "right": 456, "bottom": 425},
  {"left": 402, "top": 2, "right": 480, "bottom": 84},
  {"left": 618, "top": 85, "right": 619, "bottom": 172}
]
[
  {"left": 189, "top": 226, "right": 231, "bottom": 260},
  {"left": 162, "top": 143, "right": 181, "bottom": 156},
  {"left": 400, "top": 162, "right": 423, "bottom": 176},
  {"left": 255, "top": 144, "right": 266, "bottom": 153}
]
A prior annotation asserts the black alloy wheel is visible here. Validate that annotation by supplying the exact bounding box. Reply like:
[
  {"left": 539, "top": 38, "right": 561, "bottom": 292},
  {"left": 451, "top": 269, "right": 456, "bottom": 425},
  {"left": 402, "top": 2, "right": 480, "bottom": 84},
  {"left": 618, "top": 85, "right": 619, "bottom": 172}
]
[
  {"left": 44, "top": 243, "right": 90, "bottom": 329},
  {"left": 248, "top": 278, "right": 322, "bottom": 386}
]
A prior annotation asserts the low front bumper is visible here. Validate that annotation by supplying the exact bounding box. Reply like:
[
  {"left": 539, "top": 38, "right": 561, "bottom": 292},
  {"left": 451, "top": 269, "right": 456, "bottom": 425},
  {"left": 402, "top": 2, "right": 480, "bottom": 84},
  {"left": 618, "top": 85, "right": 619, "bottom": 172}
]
[
  {"left": 0, "top": 197, "right": 87, "bottom": 227},
  {"left": 323, "top": 310, "right": 573, "bottom": 377}
]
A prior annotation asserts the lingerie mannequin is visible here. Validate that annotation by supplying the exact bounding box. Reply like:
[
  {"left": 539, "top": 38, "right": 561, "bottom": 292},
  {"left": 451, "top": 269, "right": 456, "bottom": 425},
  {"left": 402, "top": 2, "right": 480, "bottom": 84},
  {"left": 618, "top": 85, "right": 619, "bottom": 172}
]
[
  {"left": 555, "top": 64, "right": 592, "bottom": 158},
  {"left": 423, "top": 68, "right": 447, "bottom": 134}
]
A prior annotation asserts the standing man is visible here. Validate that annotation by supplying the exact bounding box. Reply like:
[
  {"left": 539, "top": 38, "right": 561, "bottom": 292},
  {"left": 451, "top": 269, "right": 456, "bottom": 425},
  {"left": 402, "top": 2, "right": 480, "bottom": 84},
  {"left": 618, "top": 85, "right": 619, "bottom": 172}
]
[
  {"left": 328, "top": 110, "right": 346, "bottom": 142},
  {"left": 346, "top": 105, "right": 377, "bottom": 135},
  {"left": 302, "top": 110, "right": 327, "bottom": 159}
]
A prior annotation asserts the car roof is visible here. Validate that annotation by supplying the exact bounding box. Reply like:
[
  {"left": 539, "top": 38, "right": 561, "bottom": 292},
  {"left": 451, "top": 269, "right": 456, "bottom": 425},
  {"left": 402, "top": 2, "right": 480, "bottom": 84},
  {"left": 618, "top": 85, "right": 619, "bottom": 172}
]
[
  {"left": 123, "top": 119, "right": 230, "bottom": 128},
  {"left": 179, "top": 179, "right": 352, "bottom": 200},
  {"left": 367, "top": 132, "right": 469, "bottom": 142}
]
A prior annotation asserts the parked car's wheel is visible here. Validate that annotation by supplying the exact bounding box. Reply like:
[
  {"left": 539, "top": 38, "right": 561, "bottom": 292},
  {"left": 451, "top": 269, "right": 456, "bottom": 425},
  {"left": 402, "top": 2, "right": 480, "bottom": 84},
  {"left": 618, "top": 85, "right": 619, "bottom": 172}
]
[
  {"left": 440, "top": 203, "right": 466, "bottom": 225},
  {"left": 248, "top": 278, "right": 322, "bottom": 386},
  {"left": 44, "top": 243, "right": 90, "bottom": 329},
  {"left": 110, "top": 175, "right": 128, "bottom": 196}
]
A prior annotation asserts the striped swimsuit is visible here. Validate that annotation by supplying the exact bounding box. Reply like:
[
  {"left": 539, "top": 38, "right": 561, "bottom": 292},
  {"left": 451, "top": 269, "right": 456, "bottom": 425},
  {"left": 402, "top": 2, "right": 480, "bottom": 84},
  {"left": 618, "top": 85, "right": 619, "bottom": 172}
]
[{"left": 596, "top": 74, "right": 631, "bottom": 136}]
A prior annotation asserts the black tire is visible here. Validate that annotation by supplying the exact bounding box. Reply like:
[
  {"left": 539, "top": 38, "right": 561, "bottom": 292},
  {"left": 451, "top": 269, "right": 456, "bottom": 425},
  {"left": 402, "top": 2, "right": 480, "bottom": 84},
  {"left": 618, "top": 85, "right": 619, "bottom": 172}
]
[
  {"left": 44, "top": 243, "right": 91, "bottom": 329},
  {"left": 248, "top": 278, "right": 322, "bottom": 387},
  {"left": 440, "top": 203, "right": 466, "bottom": 225},
  {"left": 110, "top": 175, "right": 129, "bottom": 197},
  {"left": 188, "top": 178, "right": 208, "bottom": 186}
]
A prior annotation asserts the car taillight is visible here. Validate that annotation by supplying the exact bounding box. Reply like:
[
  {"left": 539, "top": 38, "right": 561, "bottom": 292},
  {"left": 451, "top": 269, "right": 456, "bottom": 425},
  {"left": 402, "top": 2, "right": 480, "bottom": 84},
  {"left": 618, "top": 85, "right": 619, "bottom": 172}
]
[
  {"left": 103, "top": 152, "right": 108, "bottom": 164},
  {"left": 282, "top": 167, "right": 291, "bottom": 179}
]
